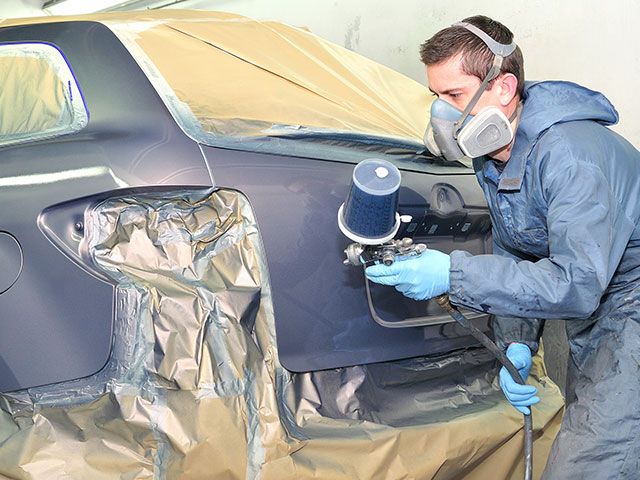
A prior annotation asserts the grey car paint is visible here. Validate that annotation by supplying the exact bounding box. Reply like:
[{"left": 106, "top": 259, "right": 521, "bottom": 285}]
[
  {"left": 0, "top": 20, "right": 490, "bottom": 391},
  {"left": 203, "top": 147, "right": 492, "bottom": 371}
]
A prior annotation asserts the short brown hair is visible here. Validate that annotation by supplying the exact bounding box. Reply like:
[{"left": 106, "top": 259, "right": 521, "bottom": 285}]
[{"left": 419, "top": 15, "right": 525, "bottom": 96}]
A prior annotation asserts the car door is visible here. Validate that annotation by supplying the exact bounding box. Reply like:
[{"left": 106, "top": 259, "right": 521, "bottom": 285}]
[{"left": 202, "top": 146, "right": 491, "bottom": 372}]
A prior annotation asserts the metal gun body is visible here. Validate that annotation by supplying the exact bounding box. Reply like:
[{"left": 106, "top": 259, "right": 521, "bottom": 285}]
[{"left": 343, "top": 238, "right": 427, "bottom": 267}]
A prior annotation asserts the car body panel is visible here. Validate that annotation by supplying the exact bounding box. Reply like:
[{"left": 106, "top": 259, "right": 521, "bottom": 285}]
[
  {"left": 0, "top": 17, "right": 486, "bottom": 388},
  {"left": 203, "top": 146, "right": 492, "bottom": 371}
]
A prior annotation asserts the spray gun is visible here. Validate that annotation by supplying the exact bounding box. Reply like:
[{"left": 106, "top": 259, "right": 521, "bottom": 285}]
[
  {"left": 337, "top": 158, "right": 533, "bottom": 480},
  {"left": 342, "top": 237, "right": 426, "bottom": 267},
  {"left": 338, "top": 159, "right": 427, "bottom": 268}
]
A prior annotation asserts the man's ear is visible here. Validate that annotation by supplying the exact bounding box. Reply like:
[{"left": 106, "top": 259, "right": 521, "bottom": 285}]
[{"left": 496, "top": 73, "right": 518, "bottom": 106}]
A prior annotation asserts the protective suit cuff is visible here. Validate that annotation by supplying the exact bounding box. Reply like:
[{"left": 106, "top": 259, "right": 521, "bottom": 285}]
[
  {"left": 491, "top": 315, "right": 543, "bottom": 354},
  {"left": 448, "top": 250, "right": 475, "bottom": 306},
  {"left": 495, "top": 337, "right": 539, "bottom": 354}
]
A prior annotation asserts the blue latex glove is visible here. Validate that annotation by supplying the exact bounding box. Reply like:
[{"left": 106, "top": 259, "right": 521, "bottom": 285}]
[
  {"left": 365, "top": 249, "right": 450, "bottom": 301},
  {"left": 499, "top": 343, "right": 540, "bottom": 415}
]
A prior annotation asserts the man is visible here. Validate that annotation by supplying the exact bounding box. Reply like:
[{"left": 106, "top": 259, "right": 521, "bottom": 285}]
[{"left": 366, "top": 15, "right": 640, "bottom": 479}]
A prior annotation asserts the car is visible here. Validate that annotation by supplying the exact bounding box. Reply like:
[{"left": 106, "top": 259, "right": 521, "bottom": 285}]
[{"left": 0, "top": 10, "right": 563, "bottom": 479}]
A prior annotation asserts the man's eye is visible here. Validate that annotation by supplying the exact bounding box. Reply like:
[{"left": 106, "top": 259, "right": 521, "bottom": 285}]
[{"left": 449, "top": 93, "right": 461, "bottom": 98}]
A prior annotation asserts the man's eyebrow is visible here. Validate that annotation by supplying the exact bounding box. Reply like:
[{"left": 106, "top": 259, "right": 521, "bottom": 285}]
[{"left": 428, "top": 87, "right": 463, "bottom": 96}]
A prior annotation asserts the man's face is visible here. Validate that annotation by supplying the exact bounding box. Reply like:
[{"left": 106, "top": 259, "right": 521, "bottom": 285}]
[
  {"left": 426, "top": 52, "right": 520, "bottom": 162},
  {"left": 426, "top": 52, "right": 505, "bottom": 116}
]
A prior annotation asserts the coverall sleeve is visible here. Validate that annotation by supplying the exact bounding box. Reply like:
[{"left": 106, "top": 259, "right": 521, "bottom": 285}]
[
  {"left": 448, "top": 139, "right": 633, "bottom": 320},
  {"left": 490, "top": 238, "right": 545, "bottom": 353}
]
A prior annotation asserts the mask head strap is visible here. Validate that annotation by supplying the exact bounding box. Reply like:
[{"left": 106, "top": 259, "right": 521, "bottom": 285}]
[
  {"left": 451, "top": 22, "right": 518, "bottom": 136},
  {"left": 453, "top": 22, "right": 517, "bottom": 58}
]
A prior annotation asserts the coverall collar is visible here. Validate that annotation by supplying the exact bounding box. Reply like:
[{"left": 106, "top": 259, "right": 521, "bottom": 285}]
[
  {"left": 480, "top": 126, "right": 528, "bottom": 192},
  {"left": 496, "top": 140, "right": 527, "bottom": 191}
]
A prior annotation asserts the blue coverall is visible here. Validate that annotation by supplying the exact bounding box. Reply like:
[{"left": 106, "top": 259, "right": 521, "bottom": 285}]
[{"left": 448, "top": 81, "right": 640, "bottom": 479}]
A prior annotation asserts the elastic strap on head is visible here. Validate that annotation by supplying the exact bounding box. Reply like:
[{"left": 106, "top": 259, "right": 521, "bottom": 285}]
[
  {"left": 453, "top": 55, "right": 503, "bottom": 136},
  {"left": 452, "top": 21, "right": 517, "bottom": 57},
  {"left": 509, "top": 100, "right": 523, "bottom": 123}
]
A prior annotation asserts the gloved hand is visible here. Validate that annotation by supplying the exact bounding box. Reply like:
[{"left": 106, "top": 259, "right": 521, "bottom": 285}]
[
  {"left": 499, "top": 343, "right": 539, "bottom": 415},
  {"left": 365, "top": 249, "right": 450, "bottom": 301}
]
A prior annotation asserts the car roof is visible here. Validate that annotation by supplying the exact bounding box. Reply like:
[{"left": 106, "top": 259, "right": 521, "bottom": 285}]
[{"left": 1, "top": 10, "right": 433, "bottom": 147}]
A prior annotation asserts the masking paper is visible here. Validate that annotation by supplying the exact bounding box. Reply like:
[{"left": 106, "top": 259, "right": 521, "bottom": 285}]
[{"left": 1, "top": 11, "right": 433, "bottom": 162}]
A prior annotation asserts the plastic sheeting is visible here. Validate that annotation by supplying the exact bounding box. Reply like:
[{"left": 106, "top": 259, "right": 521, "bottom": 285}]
[
  {"left": 0, "top": 188, "right": 564, "bottom": 479},
  {"left": 0, "top": 43, "right": 88, "bottom": 147}
]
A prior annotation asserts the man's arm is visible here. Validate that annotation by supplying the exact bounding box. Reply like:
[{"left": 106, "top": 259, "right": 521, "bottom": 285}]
[
  {"left": 490, "top": 238, "right": 545, "bottom": 353},
  {"left": 449, "top": 137, "right": 635, "bottom": 320}
]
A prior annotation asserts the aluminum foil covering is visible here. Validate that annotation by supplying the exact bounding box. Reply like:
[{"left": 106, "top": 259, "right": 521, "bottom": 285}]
[{"left": 0, "top": 188, "right": 563, "bottom": 479}]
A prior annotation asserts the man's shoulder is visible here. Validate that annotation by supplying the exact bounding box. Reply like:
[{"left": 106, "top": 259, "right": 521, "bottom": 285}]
[
  {"left": 525, "top": 121, "right": 609, "bottom": 183},
  {"left": 534, "top": 120, "right": 611, "bottom": 157}
]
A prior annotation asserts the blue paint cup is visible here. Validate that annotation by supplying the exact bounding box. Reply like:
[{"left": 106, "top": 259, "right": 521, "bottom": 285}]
[{"left": 338, "top": 158, "right": 401, "bottom": 244}]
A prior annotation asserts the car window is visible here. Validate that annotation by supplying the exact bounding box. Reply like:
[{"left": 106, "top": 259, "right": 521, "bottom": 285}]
[{"left": 0, "top": 42, "right": 88, "bottom": 148}]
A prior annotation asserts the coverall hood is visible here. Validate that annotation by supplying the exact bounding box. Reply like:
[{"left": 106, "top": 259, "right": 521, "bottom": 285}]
[
  {"left": 491, "top": 81, "right": 621, "bottom": 192},
  {"left": 517, "top": 80, "right": 619, "bottom": 148}
]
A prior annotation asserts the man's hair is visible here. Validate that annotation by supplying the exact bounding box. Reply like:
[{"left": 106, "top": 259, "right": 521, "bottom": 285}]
[{"left": 419, "top": 15, "right": 525, "bottom": 97}]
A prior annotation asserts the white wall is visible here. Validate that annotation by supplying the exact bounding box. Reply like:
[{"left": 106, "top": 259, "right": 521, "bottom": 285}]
[
  {"left": 162, "top": 0, "right": 640, "bottom": 148},
  {"left": 0, "top": 0, "right": 44, "bottom": 18}
]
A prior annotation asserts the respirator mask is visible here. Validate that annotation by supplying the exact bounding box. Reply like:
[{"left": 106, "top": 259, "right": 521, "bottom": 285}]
[{"left": 424, "top": 22, "right": 519, "bottom": 162}]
